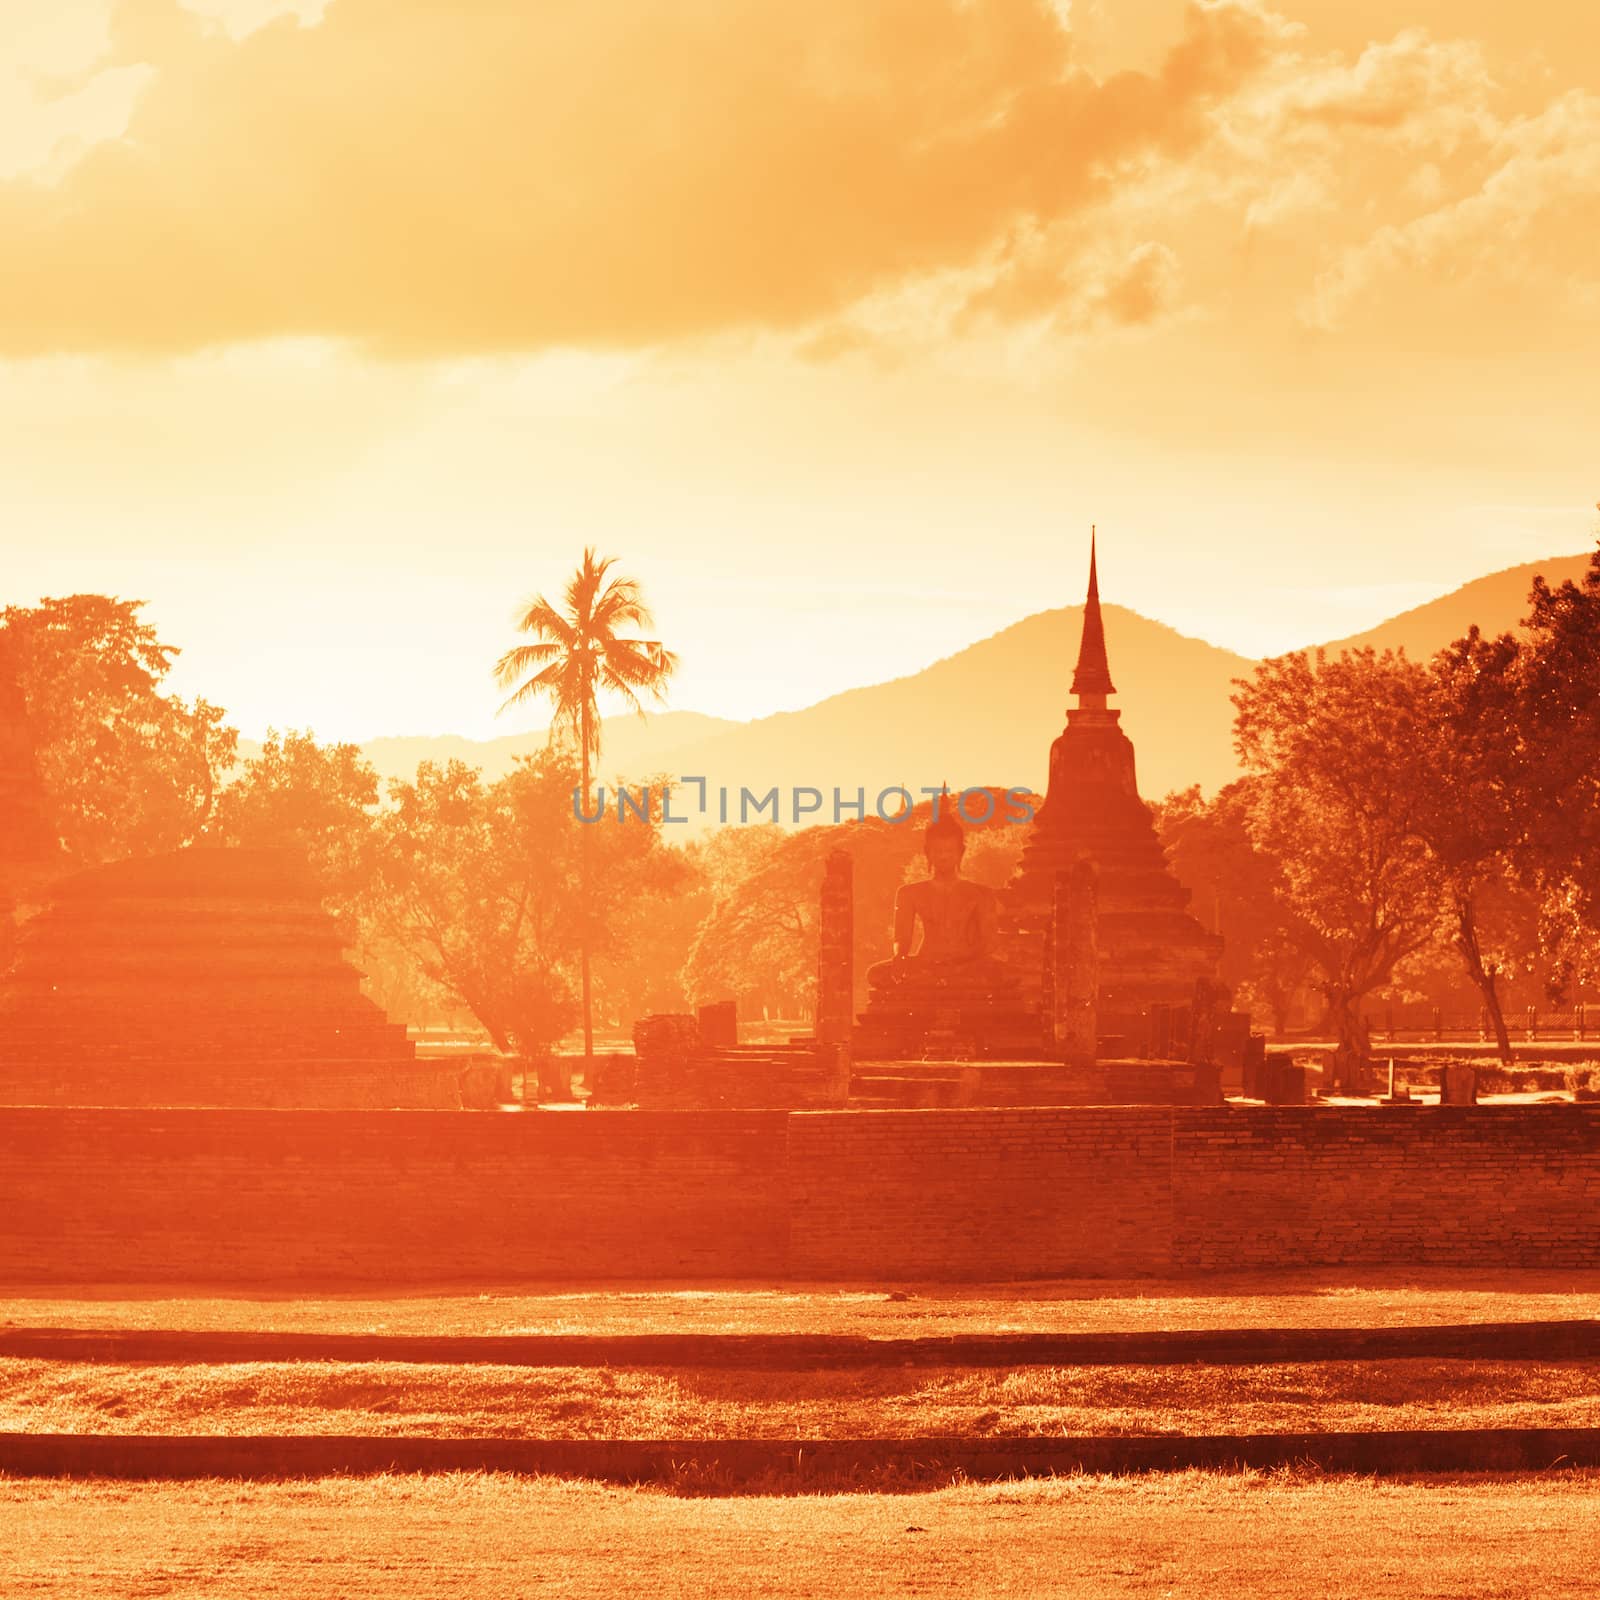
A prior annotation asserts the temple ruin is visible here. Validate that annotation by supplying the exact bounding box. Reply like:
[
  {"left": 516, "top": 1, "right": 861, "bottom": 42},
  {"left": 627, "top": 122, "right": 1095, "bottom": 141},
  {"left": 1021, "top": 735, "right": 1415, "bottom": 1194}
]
[
  {"left": 629, "top": 535, "right": 1256, "bottom": 1108},
  {"left": 0, "top": 847, "right": 459, "bottom": 1109},
  {"left": 1004, "top": 533, "right": 1227, "bottom": 1045}
]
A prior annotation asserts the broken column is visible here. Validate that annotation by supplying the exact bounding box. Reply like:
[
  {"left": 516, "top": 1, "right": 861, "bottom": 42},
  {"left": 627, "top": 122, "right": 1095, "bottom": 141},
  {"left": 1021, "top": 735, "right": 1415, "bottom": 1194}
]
[
  {"left": 1051, "top": 862, "right": 1098, "bottom": 1066},
  {"left": 816, "top": 849, "right": 854, "bottom": 1103}
]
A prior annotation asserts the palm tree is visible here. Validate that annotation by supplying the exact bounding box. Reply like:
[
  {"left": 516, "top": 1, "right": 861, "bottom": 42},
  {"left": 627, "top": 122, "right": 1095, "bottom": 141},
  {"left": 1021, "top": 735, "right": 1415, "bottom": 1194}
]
[{"left": 493, "top": 549, "right": 677, "bottom": 1069}]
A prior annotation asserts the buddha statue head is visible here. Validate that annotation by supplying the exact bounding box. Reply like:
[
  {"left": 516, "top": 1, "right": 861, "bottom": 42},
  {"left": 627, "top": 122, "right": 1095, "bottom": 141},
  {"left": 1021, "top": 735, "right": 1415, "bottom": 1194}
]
[{"left": 924, "top": 797, "right": 966, "bottom": 879}]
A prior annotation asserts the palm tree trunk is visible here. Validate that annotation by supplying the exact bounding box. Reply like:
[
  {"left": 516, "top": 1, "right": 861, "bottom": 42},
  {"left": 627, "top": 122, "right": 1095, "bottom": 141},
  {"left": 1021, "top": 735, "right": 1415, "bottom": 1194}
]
[{"left": 580, "top": 695, "right": 594, "bottom": 1072}]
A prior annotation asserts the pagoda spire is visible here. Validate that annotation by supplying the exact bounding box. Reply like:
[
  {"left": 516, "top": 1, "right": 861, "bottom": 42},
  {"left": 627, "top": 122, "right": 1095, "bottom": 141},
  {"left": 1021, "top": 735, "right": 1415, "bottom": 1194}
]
[{"left": 1070, "top": 526, "right": 1116, "bottom": 703}]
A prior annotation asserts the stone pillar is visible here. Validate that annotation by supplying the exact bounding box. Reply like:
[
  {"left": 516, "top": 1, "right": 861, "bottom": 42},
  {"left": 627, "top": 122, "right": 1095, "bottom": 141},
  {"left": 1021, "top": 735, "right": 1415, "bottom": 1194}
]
[
  {"left": 1051, "top": 863, "right": 1098, "bottom": 1066},
  {"left": 1188, "top": 977, "right": 1225, "bottom": 1066},
  {"left": 631, "top": 1013, "right": 699, "bottom": 1107},
  {"left": 697, "top": 999, "right": 738, "bottom": 1048},
  {"left": 817, "top": 850, "right": 854, "bottom": 1102}
]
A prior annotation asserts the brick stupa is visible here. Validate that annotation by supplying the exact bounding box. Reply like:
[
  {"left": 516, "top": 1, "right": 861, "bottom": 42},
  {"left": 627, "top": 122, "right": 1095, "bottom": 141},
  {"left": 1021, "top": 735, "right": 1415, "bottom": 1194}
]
[
  {"left": 0, "top": 638, "right": 62, "bottom": 880},
  {"left": 0, "top": 847, "right": 460, "bottom": 1108},
  {"left": 1004, "top": 534, "right": 1224, "bottom": 1038}
]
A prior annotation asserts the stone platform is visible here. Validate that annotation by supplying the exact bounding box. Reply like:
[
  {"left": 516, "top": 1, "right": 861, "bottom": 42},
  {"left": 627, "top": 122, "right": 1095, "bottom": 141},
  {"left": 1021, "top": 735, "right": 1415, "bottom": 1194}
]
[
  {"left": 624, "top": 1009, "right": 1221, "bottom": 1110},
  {"left": 849, "top": 1057, "right": 1221, "bottom": 1109},
  {"left": 0, "top": 847, "right": 459, "bottom": 1109}
]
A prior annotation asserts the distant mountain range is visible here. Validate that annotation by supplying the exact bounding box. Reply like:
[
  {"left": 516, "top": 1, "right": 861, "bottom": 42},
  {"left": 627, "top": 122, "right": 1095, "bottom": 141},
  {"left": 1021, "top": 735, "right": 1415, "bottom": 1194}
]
[
  {"left": 1320, "top": 553, "right": 1591, "bottom": 658},
  {"left": 351, "top": 713, "right": 736, "bottom": 791},
  {"left": 245, "top": 551, "right": 1593, "bottom": 809}
]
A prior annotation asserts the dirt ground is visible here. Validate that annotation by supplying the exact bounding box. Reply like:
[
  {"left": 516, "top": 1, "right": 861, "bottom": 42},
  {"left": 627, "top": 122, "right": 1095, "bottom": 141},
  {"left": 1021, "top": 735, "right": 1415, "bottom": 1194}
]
[
  {"left": 6, "top": 1269, "right": 1600, "bottom": 1337},
  {"left": 5, "top": 1470, "right": 1600, "bottom": 1599},
  {"left": 7, "top": 1356, "right": 1600, "bottom": 1438}
]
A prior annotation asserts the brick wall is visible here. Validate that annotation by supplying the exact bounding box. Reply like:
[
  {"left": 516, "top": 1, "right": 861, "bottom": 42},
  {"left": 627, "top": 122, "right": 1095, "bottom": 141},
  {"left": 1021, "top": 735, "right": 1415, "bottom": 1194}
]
[
  {"left": 787, "top": 1108, "right": 1173, "bottom": 1277},
  {"left": 0, "top": 1109, "right": 789, "bottom": 1283},
  {"left": 0, "top": 1062, "right": 462, "bottom": 1110},
  {"left": 1172, "top": 1105, "right": 1600, "bottom": 1271},
  {"left": 3, "top": 1104, "right": 1600, "bottom": 1283}
]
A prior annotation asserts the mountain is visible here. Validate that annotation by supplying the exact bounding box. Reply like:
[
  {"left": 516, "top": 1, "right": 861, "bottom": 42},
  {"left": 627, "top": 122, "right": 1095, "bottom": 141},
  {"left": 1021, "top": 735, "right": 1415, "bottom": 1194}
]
[
  {"left": 1315, "top": 552, "right": 1593, "bottom": 660},
  {"left": 262, "top": 551, "right": 1593, "bottom": 814},
  {"left": 235, "top": 711, "right": 735, "bottom": 791},
  {"left": 637, "top": 605, "right": 1253, "bottom": 816},
  {"left": 355, "top": 712, "right": 735, "bottom": 791}
]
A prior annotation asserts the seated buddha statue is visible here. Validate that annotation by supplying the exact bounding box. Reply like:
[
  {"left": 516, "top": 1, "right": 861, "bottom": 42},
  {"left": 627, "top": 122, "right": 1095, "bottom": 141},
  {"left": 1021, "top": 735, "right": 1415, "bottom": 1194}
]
[{"left": 866, "top": 802, "right": 1017, "bottom": 1008}]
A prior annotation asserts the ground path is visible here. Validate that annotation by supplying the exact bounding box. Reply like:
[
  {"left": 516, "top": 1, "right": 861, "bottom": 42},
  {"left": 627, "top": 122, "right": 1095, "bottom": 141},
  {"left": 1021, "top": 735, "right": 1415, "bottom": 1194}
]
[
  {"left": 8, "top": 1269, "right": 1600, "bottom": 1337},
  {"left": 4, "top": 1471, "right": 1600, "bottom": 1598}
]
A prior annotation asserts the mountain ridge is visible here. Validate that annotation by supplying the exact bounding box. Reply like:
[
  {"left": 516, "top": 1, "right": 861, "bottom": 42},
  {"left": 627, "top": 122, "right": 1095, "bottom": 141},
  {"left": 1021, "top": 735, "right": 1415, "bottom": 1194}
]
[{"left": 259, "top": 550, "right": 1594, "bottom": 805}]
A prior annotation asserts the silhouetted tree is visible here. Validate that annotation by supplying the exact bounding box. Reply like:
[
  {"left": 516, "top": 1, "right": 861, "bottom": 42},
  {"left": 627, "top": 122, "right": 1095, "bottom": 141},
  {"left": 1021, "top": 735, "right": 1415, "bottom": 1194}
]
[
  {"left": 1492, "top": 538, "right": 1600, "bottom": 997},
  {"left": 492, "top": 551, "right": 677, "bottom": 1065},
  {"left": 370, "top": 757, "right": 580, "bottom": 1081},
  {"left": 369, "top": 751, "right": 689, "bottom": 1095},
  {"left": 1417, "top": 627, "right": 1531, "bottom": 1061},
  {"left": 214, "top": 728, "right": 380, "bottom": 896},
  {"left": 683, "top": 802, "right": 1024, "bottom": 1019},
  {"left": 1233, "top": 649, "right": 1443, "bottom": 1089},
  {"left": 1151, "top": 781, "right": 1319, "bottom": 1036},
  {"left": 1, "top": 595, "right": 235, "bottom": 864}
]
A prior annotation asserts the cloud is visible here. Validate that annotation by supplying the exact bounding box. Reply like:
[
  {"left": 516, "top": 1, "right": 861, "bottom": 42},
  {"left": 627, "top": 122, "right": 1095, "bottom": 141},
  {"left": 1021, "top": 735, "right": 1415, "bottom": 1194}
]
[
  {"left": 0, "top": 0, "right": 1287, "bottom": 356},
  {"left": 1255, "top": 26, "right": 1493, "bottom": 145},
  {"left": 955, "top": 228, "right": 1185, "bottom": 335},
  {"left": 1306, "top": 89, "right": 1600, "bottom": 328}
]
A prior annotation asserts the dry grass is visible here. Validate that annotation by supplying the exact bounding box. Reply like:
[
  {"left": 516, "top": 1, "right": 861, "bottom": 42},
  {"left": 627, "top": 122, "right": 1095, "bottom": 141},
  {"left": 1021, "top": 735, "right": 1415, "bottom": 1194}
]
[
  {"left": 5, "top": 1470, "right": 1600, "bottom": 1598},
  {"left": 6, "top": 1356, "right": 1600, "bottom": 1438},
  {"left": 6, "top": 1269, "right": 1600, "bottom": 1339}
]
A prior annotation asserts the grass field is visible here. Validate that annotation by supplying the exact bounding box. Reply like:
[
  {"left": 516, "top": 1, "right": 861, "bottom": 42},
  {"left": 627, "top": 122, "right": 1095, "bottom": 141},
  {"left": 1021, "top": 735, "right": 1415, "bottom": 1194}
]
[
  {"left": 9, "top": 1275, "right": 1598, "bottom": 1595},
  {"left": 6, "top": 1356, "right": 1600, "bottom": 1438},
  {"left": 6, "top": 1269, "right": 1600, "bottom": 1337},
  {"left": 5, "top": 1470, "right": 1600, "bottom": 1598}
]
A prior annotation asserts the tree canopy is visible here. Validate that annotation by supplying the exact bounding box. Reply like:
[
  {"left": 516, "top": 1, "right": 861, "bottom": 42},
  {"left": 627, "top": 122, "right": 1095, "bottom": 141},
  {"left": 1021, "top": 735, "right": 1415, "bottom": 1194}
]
[{"left": 1, "top": 595, "right": 236, "bottom": 865}]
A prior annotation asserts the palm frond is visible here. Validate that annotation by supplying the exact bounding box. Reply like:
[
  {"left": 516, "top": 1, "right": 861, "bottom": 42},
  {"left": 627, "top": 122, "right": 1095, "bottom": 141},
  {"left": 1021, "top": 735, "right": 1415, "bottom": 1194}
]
[
  {"left": 567, "top": 549, "right": 616, "bottom": 629},
  {"left": 512, "top": 596, "right": 576, "bottom": 648},
  {"left": 597, "top": 670, "right": 647, "bottom": 719},
  {"left": 592, "top": 574, "right": 649, "bottom": 635},
  {"left": 492, "top": 640, "right": 564, "bottom": 690},
  {"left": 601, "top": 638, "right": 677, "bottom": 698},
  {"left": 496, "top": 658, "right": 579, "bottom": 716},
  {"left": 496, "top": 552, "right": 674, "bottom": 746}
]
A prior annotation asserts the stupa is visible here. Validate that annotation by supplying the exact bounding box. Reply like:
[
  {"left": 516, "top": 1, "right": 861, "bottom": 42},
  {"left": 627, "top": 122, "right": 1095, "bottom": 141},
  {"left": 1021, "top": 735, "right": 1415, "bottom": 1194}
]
[
  {"left": 0, "top": 847, "right": 460, "bottom": 1108},
  {"left": 1004, "top": 533, "right": 1224, "bottom": 1041},
  {"left": 0, "top": 639, "right": 62, "bottom": 877}
]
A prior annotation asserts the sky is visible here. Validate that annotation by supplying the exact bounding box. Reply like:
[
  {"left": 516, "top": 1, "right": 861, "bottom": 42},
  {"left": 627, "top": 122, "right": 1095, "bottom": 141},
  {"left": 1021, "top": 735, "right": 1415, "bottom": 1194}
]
[{"left": 1, "top": 0, "right": 1596, "bottom": 741}]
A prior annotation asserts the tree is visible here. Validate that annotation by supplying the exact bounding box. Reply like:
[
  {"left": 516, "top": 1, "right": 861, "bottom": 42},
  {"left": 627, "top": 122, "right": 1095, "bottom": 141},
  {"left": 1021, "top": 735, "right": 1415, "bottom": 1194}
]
[
  {"left": 1233, "top": 649, "right": 1444, "bottom": 1089},
  {"left": 1, "top": 595, "right": 236, "bottom": 864},
  {"left": 1481, "top": 537, "right": 1600, "bottom": 1004},
  {"left": 369, "top": 757, "right": 581, "bottom": 1077},
  {"left": 682, "top": 800, "right": 1026, "bottom": 1019},
  {"left": 1151, "top": 781, "right": 1319, "bottom": 1036},
  {"left": 1506, "top": 543, "right": 1600, "bottom": 912},
  {"left": 213, "top": 728, "right": 380, "bottom": 897},
  {"left": 1416, "top": 627, "right": 1531, "bottom": 1061},
  {"left": 682, "top": 824, "right": 829, "bottom": 1016},
  {"left": 492, "top": 551, "right": 678, "bottom": 1064},
  {"left": 367, "top": 751, "right": 690, "bottom": 1096}
]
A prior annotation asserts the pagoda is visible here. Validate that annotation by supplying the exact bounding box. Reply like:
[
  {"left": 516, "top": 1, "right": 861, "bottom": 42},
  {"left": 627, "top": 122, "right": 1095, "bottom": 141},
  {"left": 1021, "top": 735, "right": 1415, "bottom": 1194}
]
[
  {"left": 0, "top": 639, "right": 62, "bottom": 878},
  {"left": 1004, "top": 532, "right": 1224, "bottom": 1040},
  {"left": 0, "top": 847, "right": 460, "bottom": 1108}
]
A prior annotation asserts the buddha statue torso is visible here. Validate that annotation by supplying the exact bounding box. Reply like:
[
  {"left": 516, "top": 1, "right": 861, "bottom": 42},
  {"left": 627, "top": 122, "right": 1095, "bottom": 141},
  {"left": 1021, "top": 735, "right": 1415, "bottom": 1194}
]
[
  {"left": 888, "top": 875, "right": 998, "bottom": 965},
  {"left": 865, "top": 803, "right": 1015, "bottom": 1004}
]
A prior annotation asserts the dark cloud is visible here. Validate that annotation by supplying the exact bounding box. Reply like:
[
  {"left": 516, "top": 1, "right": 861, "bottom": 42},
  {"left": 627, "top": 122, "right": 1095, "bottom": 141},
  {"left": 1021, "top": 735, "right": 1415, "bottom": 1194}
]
[{"left": 0, "top": 0, "right": 1284, "bottom": 354}]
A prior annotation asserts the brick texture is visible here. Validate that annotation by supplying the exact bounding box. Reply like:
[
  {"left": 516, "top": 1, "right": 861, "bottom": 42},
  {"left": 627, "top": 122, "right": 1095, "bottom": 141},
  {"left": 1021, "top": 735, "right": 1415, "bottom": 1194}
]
[
  {"left": 0, "top": 1109, "right": 789, "bottom": 1282},
  {"left": 3, "top": 1104, "right": 1600, "bottom": 1283},
  {"left": 788, "top": 1108, "right": 1173, "bottom": 1278},
  {"left": 1171, "top": 1105, "right": 1600, "bottom": 1271}
]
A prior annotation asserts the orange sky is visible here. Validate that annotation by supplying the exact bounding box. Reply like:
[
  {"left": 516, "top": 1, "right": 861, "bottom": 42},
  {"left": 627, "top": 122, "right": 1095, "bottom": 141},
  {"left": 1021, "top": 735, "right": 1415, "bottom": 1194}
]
[{"left": 1, "top": 0, "right": 1596, "bottom": 740}]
